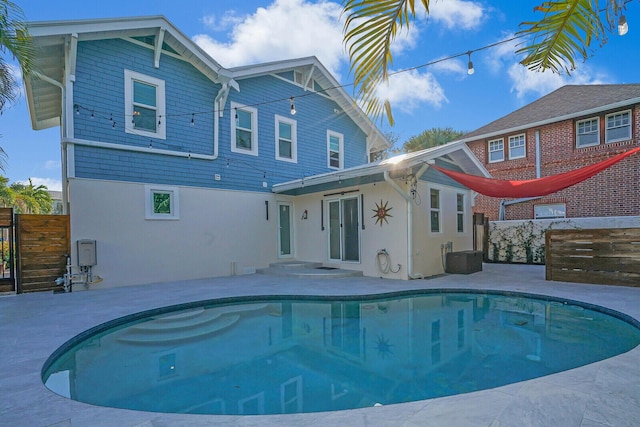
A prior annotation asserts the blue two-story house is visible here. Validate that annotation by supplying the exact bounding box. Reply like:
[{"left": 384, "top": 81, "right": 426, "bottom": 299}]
[{"left": 24, "top": 16, "right": 487, "bottom": 288}]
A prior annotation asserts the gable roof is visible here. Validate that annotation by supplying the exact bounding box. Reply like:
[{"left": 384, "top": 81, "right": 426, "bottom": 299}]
[
  {"left": 23, "top": 16, "right": 390, "bottom": 152},
  {"left": 230, "top": 56, "right": 389, "bottom": 152},
  {"left": 462, "top": 84, "right": 640, "bottom": 141}
]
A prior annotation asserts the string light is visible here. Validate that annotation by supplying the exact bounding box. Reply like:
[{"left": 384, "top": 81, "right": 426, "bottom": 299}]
[
  {"left": 289, "top": 97, "right": 297, "bottom": 115},
  {"left": 190, "top": 113, "right": 195, "bottom": 127},
  {"left": 618, "top": 14, "right": 629, "bottom": 36},
  {"left": 467, "top": 51, "right": 474, "bottom": 75},
  {"left": 157, "top": 115, "right": 162, "bottom": 127},
  {"left": 75, "top": 104, "right": 80, "bottom": 115}
]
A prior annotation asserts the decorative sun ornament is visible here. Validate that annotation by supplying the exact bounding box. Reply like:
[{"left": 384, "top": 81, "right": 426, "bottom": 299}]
[
  {"left": 372, "top": 200, "right": 393, "bottom": 226},
  {"left": 375, "top": 334, "right": 394, "bottom": 358}
]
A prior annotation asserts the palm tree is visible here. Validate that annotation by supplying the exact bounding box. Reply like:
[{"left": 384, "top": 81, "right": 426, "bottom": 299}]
[
  {"left": 10, "top": 179, "right": 53, "bottom": 214},
  {"left": 0, "top": 176, "right": 15, "bottom": 207},
  {"left": 0, "top": 0, "right": 34, "bottom": 114},
  {"left": 343, "top": 0, "right": 630, "bottom": 125}
]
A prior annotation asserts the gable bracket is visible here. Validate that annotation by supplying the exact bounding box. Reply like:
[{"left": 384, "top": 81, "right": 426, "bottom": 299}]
[
  {"left": 303, "top": 65, "right": 315, "bottom": 91},
  {"left": 154, "top": 27, "right": 166, "bottom": 68}
]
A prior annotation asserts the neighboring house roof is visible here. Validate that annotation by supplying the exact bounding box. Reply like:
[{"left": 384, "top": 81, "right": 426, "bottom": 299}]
[
  {"left": 461, "top": 84, "right": 640, "bottom": 141},
  {"left": 273, "top": 140, "right": 489, "bottom": 196},
  {"left": 23, "top": 16, "right": 390, "bottom": 151}
]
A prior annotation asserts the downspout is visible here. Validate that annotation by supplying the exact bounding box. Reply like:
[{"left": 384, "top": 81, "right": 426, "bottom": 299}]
[
  {"left": 498, "top": 130, "right": 542, "bottom": 220},
  {"left": 384, "top": 164, "right": 429, "bottom": 279}
]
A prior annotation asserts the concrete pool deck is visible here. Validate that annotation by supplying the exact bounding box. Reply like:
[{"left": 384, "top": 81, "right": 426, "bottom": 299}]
[{"left": 1, "top": 263, "right": 639, "bottom": 427}]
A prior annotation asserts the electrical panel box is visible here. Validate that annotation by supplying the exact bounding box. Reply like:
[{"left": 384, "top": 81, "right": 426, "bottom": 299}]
[{"left": 77, "top": 239, "right": 97, "bottom": 267}]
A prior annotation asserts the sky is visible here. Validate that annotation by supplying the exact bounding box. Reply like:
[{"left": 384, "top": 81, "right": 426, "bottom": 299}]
[{"left": 2, "top": 0, "right": 638, "bottom": 192}]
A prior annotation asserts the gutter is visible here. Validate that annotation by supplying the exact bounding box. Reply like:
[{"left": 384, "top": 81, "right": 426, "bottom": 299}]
[{"left": 383, "top": 163, "right": 429, "bottom": 280}]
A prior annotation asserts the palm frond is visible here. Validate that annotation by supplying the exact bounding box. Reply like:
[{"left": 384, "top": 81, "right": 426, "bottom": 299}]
[
  {"left": 516, "top": 0, "right": 606, "bottom": 73},
  {"left": 343, "top": 0, "right": 429, "bottom": 125}
]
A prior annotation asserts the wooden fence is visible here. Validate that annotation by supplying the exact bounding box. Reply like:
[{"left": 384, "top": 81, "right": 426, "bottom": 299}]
[
  {"left": 15, "top": 214, "right": 70, "bottom": 293},
  {"left": 545, "top": 228, "right": 640, "bottom": 286}
]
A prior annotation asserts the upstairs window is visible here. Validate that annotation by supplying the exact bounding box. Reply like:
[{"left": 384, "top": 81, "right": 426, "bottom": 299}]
[
  {"left": 125, "top": 70, "right": 166, "bottom": 139},
  {"left": 576, "top": 117, "right": 599, "bottom": 147},
  {"left": 275, "top": 115, "right": 297, "bottom": 163},
  {"left": 488, "top": 139, "right": 504, "bottom": 163},
  {"left": 327, "top": 131, "right": 343, "bottom": 169},
  {"left": 429, "top": 188, "right": 441, "bottom": 233},
  {"left": 605, "top": 110, "right": 631, "bottom": 143},
  {"left": 508, "top": 134, "right": 526, "bottom": 159},
  {"left": 231, "top": 102, "right": 258, "bottom": 156}
]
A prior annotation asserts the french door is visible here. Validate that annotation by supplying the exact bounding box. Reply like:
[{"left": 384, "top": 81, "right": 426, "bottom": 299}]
[{"left": 328, "top": 197, "right": 360, "bottom": 262}]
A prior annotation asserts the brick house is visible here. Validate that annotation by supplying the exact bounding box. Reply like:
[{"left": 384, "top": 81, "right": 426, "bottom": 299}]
[{"left": 462, "top": 84, "right": 640, "bottom": 220}]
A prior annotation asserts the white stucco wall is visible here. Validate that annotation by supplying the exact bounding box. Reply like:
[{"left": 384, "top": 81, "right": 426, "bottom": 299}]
[
  {"left": 69, "top": 178, "right": 279, "bottom": 289},
  {"left": 412, "top": 181, "right": 475, "bottom": 277}
]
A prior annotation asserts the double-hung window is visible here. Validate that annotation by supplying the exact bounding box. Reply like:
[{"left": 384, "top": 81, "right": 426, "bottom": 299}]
[
  {"left": 605, "top": 110, "right": 631, "bottom": 143},
  {"left": 125, "top": 70, "right": 166, "bottom": 139},
  {"left": 488, "top": 139, "right": 504, "bottom": 163},
  {"left": 327, "top": 131, "right": 344, "bottom": 169},
  {"left": 429, "top": 188, "right": 441, "bottom": 233},
  {"left": 508, "top": 134, "right": 526, "bottom": 159},
  {"left": 231, "top": 102, "right": 258, "bottom": 155},
  {"left": 145, "top": 185, "right": 179, "bottom": 220},
  {"left": 576, "top": 117, "right": 599, "bottom": 147},
  {"left": 456, "top": 193, "right": 465, "bottom": 233},
  {"left": 275, "top": 115, "right": 297, "bottom": 162}
]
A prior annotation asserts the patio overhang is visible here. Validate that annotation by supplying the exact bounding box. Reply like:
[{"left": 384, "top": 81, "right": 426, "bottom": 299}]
[{"left": 273, "top": 141, "right": 490, "bottom": 196}]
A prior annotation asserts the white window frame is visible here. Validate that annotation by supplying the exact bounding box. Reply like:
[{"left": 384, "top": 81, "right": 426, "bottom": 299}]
[
  {"left": 429, "top": 187, "right": 441, "bottom": 234},
  {"left": 231, "top": 102, "right": 258, "bottom": 156},
  {"left": 327, "top": 130, "right": 344, "bottom": 169},
  {"left": 508, "top": 134, "right": 526, "bottom": 159},
  {"left": 488, "top": 138, "right": 504, "bottom": 163},
  {"left": 576, "top": 117, "right": 600, "bottom": 148},
  {"left": 124, "top": 70, "right": 166, "bottom": 139},
  {"left": 145, "top": 185, "right": 180, "bottom": 220},
  {"left": 456, "top": 193, "right": 465, "bottom": 233},
  {"left": 605, "top": 110, "right": 631, "bottom": 144},
  {"left": 275, "top": 115, "right": 297, "bottom": 163},
  {"left": 534, "top": 203, "right": 566, "bottom": 219}
]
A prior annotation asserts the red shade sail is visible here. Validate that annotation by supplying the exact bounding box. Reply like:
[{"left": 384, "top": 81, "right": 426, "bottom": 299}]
[{"left": 432, "top": 146, "right": 640, "bottom": 198}]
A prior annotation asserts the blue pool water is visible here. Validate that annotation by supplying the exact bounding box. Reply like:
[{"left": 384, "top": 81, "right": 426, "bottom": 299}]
[{"left": 42, "top": 290, "right": 640, "bottom": 415}]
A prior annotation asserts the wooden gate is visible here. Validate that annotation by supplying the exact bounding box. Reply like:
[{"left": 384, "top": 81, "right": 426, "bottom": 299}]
[
  {"left": 15, "top": 214, "right": 70, "bottom": 293},
  {"left": 545, "top": 227, "right": 640, "bottom": 286},
  {"left": 0, "top": 208, "right": 15, "bottom": 293}
]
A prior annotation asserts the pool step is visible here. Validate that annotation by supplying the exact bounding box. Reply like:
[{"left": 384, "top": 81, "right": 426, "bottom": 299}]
[
  {"left": 257, "top": 261, "right": 363, "bottom": 278},
  {"left": 117, "top": 303, "right": 268, "bottom": 344}
]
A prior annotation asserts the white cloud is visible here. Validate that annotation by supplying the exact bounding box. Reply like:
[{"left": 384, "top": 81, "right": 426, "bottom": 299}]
[
  {"left": 376, "top": 69, "right": 447, "bottom": 114},
  {"left": 484, "top": 33, "right": 611, "bottom": 99},
  {"left": 19, "top": 177, "right": 62, "bottom": 192},
  {"left": 44, "top": 160, "right": 61, "bottom": 170},
  {"left": 201, "top": 11, "right": 244, "bottom": 32},
  {"left": 193, "top": 0, "right": 346, "bottom": 77},
  {"left": 428, "top": 0, "right": 485, "bottom": 30}
]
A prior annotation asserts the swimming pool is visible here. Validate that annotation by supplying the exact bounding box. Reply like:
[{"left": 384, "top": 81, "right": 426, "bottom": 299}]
[{"left": 42, "top": 290, "right": 640, "bottom": 416}]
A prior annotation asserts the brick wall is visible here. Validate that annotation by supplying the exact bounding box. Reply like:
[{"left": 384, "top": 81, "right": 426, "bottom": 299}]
[{"left": 468, "top": 105, "right": 640, "bottom": 220}]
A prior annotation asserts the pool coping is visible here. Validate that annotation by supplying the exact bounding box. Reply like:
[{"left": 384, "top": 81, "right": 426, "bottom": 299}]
[{"left": 2, "top": 263, "right": 640, "bottom": 426}]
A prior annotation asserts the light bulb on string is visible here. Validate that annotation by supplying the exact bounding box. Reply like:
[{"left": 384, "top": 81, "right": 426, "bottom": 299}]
[
  {"left": 618, "top": 14, "right": 628, "bottom": 36},
  {"left": 467, "top": 51, "right": 474, "bottom": 75},
  {"left": 190, "top": 113, "right": 195, "bottom": 127},
  {"left": 290, "top": 97, "right": 297, "bottom": 115}
]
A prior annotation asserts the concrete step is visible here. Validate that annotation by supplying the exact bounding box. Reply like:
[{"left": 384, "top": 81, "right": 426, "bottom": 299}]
[{"left": 257, "top": 261, "right": 363, "bottom": 278}]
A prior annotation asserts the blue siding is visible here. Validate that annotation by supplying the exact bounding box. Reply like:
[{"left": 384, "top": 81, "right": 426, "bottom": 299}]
[{"left": 73, "top": 38, "right": 369, "bottom": 192}]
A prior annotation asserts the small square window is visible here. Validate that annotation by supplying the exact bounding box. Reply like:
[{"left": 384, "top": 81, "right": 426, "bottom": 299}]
[
  {"left": 145, "top": 185, "right": 179, "bottom": 220},
  {"left": 488, "top": 139, "right": 504, "bottom": 163}
]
